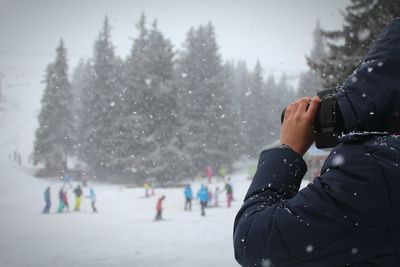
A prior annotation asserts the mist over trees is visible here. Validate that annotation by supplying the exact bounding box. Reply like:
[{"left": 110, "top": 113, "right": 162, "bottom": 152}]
[{"left": 33, "top": 14, "right": 296, "bottom": 182}]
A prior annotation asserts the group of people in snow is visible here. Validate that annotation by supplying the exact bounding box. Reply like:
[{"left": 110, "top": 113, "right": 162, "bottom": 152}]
[
  {"left": 154, "top": 176, "right": 234, "bottom": 221},
  {"left": 183, "top": 178, "right": 234, "bottom": 216},
  {"left": 42, "top": 174, "right": 97, "bottom": 214}
]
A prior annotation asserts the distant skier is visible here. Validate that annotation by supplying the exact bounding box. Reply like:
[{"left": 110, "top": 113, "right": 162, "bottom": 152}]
[
  {"left": 206, "top": 166, "right": 212, "bottom": 184},
  {"left": 86, "top": 188, "right": 97, "bottom": 213},
  {"left": 63, "top": 189, "right": 69, "bottom": 212},
  {"left": 73, "top": 185, "right": 83, "bottom": 211},
  {"left": 197, "top": 185, "right": 209, "bottom": 216},
  {"left": 218, "top": 164, "right": 228, "bottom": 181},
  {"left": 57, "top": 188, "right": 65, "bottom": 213},
  {"left": 223, "top": 179, "right": 233, "bottom": 208},
  {"left": 184, "top": 185, "right": 193, "bottom": 211},
  {"left": 155, "top": 195, "right": 165, "bottom": 221},
  {"left": 42, "top": 187, "right": 51, "bottom": 213},
  {"left": 144, "top": 181, "right": 150, "bottom": 197}
]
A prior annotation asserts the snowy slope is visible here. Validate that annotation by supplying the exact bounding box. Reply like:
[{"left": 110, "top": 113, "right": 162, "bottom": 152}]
[{"left": 0, "top": 158, "right": 249, "bottom": 267}]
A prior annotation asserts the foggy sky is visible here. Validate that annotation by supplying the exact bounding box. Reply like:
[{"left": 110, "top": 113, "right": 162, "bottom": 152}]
[{"left": 0, "top": 0, "right": 349, "bottom": 83}]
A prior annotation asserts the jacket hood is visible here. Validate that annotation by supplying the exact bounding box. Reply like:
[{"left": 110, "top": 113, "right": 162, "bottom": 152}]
[{"left": 337, "top": 17, "right": 400, "bottom": 133}]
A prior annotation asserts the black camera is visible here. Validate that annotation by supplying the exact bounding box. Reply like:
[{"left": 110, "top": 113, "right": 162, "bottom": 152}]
[{"left": 280, "top": 89, "right": 346, "bottom": 149}]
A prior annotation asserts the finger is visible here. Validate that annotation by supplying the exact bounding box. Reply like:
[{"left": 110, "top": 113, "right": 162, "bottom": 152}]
[
  {"left": 298, "top": 97, "right": 311, "bottom": 113},
  {"left": 306, "top": 96, "right": 320, "bottom": 120},
  {"left": 291, "top": 102, "right": 299, "bottom": 114},
  {"left": 285, "top": 105, "right": 292, "bottom": 119}
]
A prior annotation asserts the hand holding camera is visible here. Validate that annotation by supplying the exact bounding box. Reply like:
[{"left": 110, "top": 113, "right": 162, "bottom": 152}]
[
  {"left": 281, "top": 89, "right": 347, "bottom": 150},
  {"left": 280, "top": 96, "right": 320, "bottom": 156}
]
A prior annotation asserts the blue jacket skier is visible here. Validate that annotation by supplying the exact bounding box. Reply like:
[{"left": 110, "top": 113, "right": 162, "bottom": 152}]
[
  {"left": 184, "top": 185, "right": 193, "bottom": 211},
  {"left": 197, "top": 185, "right": 209, "bottom": 216},
  {"left": 234, "top": 18, "right": 400, "bottom": 266}
]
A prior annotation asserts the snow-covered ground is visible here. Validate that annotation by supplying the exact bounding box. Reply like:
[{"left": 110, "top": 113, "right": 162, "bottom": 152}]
[{"left": 0, "top": 157, "right": 250, "bottom": 267}]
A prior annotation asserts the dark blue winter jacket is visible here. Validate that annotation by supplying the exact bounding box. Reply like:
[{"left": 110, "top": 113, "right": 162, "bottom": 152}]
[{"left": 234, "top": 18, "right": 400, "bottom": 267}]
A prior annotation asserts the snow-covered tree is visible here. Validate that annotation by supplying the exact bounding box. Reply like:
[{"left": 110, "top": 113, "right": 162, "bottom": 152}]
[
  {"left": 177, "top": 22, "right": 233, "bottom": 174},
  {"left": 312, "top": 0, "right": 400, "bottom": 88},
  {"left": 33, "top": 40, "right": 74, "bottom": 174},
  {"left": 241, "top": 62, "right": 267, "bottom": 155},
  {"left": 79, "top": 17, "right": 120, "bottom": 176},
  {"left": 71, "top": 59, "right": 92, "bottom": 156},
  {"left": 220, "top": 61, "right": 246, "bottom": 158},
  {"left": 136, "top": 20, "right": 181, "bottom": 181}
]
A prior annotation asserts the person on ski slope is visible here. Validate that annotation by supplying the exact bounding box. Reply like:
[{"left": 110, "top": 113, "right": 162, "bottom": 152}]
[
  {"left": 42, "top": 187, "right": 51, "bottom": 213},
  {"left": 184, "top": 185, "right": 193, "bottom": 211},
  {"left": 155, "top": 195, "right": 166, "bottom": 221},
  {"left": 197, "top": 185, "right": 209, "bottom": 216}
]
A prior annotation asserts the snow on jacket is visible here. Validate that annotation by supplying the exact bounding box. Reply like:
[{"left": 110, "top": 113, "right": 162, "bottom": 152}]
[
  {"left": 234, "top": 18, "right": 400, "bottom": 267},
  {"left": 197, "top": 186, "right": 209, "bottom": 202}
]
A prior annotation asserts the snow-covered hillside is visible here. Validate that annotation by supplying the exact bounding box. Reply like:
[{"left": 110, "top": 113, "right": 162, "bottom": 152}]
[{"left": 0, "top": 157, "right": 253, "bottom": 267}]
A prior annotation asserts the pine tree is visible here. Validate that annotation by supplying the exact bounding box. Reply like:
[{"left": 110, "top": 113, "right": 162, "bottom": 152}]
[
  {"left": 298, "top": 21, "right": 325, "bottom": 97},
  {"left": 223, "top": 61, "right": 249, "bottom": 158},
  {"left": 243, "top": 62, "right": 269, "bottom": 156},
  {"left": 71, "top": 59, "right": 92, "bottom": 157},
  {"left": 33, "top": 40, "right": 74, "bottom": 174},
  {"left": 138, "top": 20, "right": 181, "bottom": 181},
  {"left": 79, "top": 17, "right": 119, "bottom": 177},
  {"left": 312, "top": 0, "right": 400, "bottom": 88},
  {"left": 120, "top": 13, "right": 154, "bottom": 179},
  {"left": 177, "top": 22, "right": 232, "bottom": 175}
]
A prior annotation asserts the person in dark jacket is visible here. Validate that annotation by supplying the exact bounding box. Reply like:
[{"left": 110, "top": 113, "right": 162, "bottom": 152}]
[
  {"left": 234, "top": 18, "right": 400, "bottom": 267},
  {"left": 42, "top": 187, "right": 51, "bottom": 213},
  {"left": 73, "top": 185, "right": 83, "bottom": 211},
  {"left": 56, "top": 188, "right": 65, "bottom": 213}
]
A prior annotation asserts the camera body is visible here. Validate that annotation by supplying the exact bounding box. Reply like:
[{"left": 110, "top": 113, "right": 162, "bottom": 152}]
[{"left": 281, "top": 89, "right": 346, "bottom": 149}]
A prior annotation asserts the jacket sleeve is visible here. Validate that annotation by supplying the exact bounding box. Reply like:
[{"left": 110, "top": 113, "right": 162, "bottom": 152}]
[{"left": 233, "top": 144, "right": 390, "bottom": 267}]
